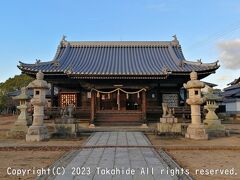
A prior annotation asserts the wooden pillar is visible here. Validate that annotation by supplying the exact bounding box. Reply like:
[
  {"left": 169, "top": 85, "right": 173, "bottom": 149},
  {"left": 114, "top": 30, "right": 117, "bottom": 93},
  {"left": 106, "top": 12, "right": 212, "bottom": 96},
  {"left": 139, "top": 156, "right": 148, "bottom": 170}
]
[
  {"left": 50, "top": 83, "right": 54, "bottom": 107},
  {"left": 89, "top": 91, "right": 95, "bottom": 128},
  {"left": 141, "top": 90, "right": 148, "bottom": 127},
  {"left": 82, "top": 91, "right": 87, "bottom": 109},
  {"left": 117, "top": 90, "right": 120, "bottom": 111}
]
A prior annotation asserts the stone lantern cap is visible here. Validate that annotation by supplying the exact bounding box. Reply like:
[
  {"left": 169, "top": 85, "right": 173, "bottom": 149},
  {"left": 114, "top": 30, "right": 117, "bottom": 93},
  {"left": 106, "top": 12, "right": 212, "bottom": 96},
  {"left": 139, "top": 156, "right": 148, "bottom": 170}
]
[
  {"left": 12, "top": 87, "right": 30, "bottom": 100},
  {"left": 183, "top": 71, "right": 205, "bottom": 89},
  {"left": 27, "top": 71, "right": 49, "bottom": 89},
  {"left": 204, "top": 88, "right": 222, "bottom": 101}
]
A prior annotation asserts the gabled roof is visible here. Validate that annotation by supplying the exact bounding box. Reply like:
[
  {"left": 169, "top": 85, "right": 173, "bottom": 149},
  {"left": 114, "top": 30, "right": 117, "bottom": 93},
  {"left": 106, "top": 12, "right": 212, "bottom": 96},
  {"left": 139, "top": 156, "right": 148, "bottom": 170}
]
[
  {"left": 222, "top": 88, "right": 240, "bottom": 97},
  {"left": 227, "top": 77, "right": 240, "bottom": 86},
  {"left": 223, "top": 77, "right": 240, "bottom": 97},
  {"left": 18, "top": 36, "right": 219, "bottom": 79}
]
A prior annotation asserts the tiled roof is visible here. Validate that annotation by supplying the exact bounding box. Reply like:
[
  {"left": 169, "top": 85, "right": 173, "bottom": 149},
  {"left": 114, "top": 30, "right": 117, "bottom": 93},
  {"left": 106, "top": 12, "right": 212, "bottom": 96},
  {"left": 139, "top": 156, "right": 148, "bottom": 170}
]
[
  {"left": 223, "top": 78, "right": 240, "bottom": 97},
  {"left": 202, "top": 81, "right": 217, "bottom": 87},
  {"left": 18, "top": 37, "right": 219, "bottom": 79},
  {"left": 222, "top": 87, "right": 240, "bottom": 97},
  {"left": 227, "top": 77, "right": 240, "bottom": 86},
  {"left": 8, "top": 88, "right": 57, "bottom": 97}
]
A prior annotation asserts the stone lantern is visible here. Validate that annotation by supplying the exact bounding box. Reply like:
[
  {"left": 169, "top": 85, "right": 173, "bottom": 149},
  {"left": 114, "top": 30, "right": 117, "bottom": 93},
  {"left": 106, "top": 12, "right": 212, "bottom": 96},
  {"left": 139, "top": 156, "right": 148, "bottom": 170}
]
[
  {"left": 8, "top": 87, "right": 30, "bottom": 138},
  {"left": 184, "top": 71, "right": 208, "bottom": 140},
  {"left": 203, "top": 88, "right": 225, "bottom": 136},
  {"left": 26, "top": 71, "right": 49, "bottom": 141}
]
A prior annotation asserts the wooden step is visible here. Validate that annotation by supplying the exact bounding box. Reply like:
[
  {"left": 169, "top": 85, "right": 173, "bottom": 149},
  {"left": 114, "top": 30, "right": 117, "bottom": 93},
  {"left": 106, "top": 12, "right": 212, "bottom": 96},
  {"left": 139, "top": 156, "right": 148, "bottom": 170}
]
[{"left": 95, "top": 111, "right": 143, "bottom": 125}]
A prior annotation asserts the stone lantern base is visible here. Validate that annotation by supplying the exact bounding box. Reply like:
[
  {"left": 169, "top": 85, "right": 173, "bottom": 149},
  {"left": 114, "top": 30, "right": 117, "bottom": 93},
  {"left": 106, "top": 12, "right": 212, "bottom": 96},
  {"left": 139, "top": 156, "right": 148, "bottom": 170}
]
[
  {"left": 204, "top": 119, "right": 225, "bottom": 130},
  {"left": 204, "top": 119, "right": 227, "bottom": 137},
  {"left": 185, "top": 124, "right": 208, "bottom": 140},
  {"left": 8, "top": 125, "right": 28, "bottom": 139},
  {"left": 7, "top": 117, "right": 30, "bottom": 138},
  {"left": 26, "top": 125, "right": 49, "bottom": 142}
]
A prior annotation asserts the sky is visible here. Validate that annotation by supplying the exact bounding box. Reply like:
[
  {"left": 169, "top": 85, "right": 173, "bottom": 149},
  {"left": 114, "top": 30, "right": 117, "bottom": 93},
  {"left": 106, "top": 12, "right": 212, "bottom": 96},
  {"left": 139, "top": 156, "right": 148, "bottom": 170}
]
[{"left": 0, "top": 0, "right": 240, "bottom": 89}]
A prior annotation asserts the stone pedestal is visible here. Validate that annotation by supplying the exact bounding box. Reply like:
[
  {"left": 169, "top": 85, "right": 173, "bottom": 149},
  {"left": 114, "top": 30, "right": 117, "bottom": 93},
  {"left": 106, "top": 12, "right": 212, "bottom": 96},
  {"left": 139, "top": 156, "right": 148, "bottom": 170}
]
[
  {"left": 157, "top": 103, "right": 180, "bottom": 134},
  {"left": 185, "top": 124, "right": 208, "bottom": 140},
  {"left": 183, "top": 71, "right": 208, "bottom": 140},
  {"left": 157, "top": 123, "right": 182, "bottom": 134},
  {"left": 204, "top": 119, "right": 225, "bottom": 130},
  {"left": 26, "top": 71, "right": 50, "bottom": 142},
  {"left": 54, "top": 124, "right": 77, "bottom": 137},
  {"left": 204, "top": 119, "right": 226, "bottom": 137},
  {"left": 160, "top": 117, "right": 178, "bottom": 123},
  {"left": 26, "top": 125, "right": 49, "bottom": 141}
]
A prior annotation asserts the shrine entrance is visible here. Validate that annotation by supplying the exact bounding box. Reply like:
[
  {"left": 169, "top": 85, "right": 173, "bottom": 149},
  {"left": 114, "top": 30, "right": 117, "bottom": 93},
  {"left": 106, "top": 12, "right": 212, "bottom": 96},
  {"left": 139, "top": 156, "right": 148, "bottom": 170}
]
[
  {"left": 98, "top": 91, "right": 142, "bottom": 111},
  {"left": 90, "top": 88, "right": 147, "bottom": 125}
]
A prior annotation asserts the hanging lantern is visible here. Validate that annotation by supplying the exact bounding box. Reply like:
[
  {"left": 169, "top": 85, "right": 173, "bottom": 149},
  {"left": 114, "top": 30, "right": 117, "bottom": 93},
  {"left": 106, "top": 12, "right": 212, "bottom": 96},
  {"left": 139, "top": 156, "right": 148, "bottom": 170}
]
[
  {"left": 87, "top": 92, "right": 91, "bottom": 98},
  {"left": 97, "top": 91, "right": 100, "bottom": 98},
  {"left": 137, "top": 92, "right": 140, "bottom": 98},
  {"left": 126, "top": 93, "right": 129, "bottom": 99}
]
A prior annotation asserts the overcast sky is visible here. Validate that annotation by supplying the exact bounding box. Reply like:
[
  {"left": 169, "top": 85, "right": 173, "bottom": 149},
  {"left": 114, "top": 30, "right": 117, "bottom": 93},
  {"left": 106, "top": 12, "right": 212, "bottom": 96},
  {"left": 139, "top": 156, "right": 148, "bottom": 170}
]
[{"left": 0, "top": 0, "right": 240, "bottom": 89}]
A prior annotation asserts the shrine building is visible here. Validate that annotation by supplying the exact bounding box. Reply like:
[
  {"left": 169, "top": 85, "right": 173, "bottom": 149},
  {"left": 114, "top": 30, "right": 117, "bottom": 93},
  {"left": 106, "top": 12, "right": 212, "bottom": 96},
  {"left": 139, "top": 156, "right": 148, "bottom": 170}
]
[{"left": 18, "top": 36, "right": 219, "bottom": 125}]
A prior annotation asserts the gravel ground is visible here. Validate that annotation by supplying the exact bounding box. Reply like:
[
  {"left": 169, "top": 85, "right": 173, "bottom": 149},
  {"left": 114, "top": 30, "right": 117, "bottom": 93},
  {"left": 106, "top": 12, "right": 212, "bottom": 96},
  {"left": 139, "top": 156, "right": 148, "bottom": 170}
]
[{"left": 147, "top": 133, "right": 240, "bottom": 180}]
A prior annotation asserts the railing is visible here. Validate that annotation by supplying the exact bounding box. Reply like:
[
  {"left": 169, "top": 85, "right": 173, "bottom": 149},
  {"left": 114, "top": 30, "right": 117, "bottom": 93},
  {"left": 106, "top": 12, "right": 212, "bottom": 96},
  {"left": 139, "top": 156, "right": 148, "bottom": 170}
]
[
  {"left": 147, "top": 105, "right": 205, "bottom": 121},
  {"left": 44, "top": 105, "right": 204, "bottom": 122},
  {"left": 45, "top": 107, "right": 90, "bottom": 119},
  {"left": 147, "top": 106, "right": 191, "bottom": 114}
]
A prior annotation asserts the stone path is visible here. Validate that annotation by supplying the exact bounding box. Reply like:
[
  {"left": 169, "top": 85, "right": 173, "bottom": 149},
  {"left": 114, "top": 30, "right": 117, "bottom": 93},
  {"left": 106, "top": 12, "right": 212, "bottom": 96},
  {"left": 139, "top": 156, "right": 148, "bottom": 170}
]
[{"left": 47, "top": 132, "right": 178, "bottom": 180}]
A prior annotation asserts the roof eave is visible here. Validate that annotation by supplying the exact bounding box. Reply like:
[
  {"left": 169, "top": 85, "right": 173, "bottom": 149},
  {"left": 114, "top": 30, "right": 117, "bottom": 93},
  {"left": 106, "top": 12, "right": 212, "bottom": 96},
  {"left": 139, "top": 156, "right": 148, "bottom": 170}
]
[{"left": 67, "top": 74, "right": 169, "bottom": 80}]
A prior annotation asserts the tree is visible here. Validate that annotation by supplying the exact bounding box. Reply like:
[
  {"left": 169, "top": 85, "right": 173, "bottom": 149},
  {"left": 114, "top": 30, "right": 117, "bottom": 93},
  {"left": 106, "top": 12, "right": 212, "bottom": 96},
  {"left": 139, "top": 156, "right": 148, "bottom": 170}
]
[
  {"left": 0, "top": 74, "right": 33, "bottom": 113},
  {"left": 0, "top": 74, "right": 33, "bottom": 92},
  {"left": 0, "top": 91, "right": 7, "bottom": 110}
]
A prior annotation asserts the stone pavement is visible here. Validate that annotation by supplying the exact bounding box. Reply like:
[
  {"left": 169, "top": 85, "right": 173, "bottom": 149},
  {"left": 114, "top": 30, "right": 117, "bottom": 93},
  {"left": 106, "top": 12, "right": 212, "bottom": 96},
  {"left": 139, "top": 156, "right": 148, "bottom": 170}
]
[{"left": 46, "top": 132, "right": 178, "bottom": 180}]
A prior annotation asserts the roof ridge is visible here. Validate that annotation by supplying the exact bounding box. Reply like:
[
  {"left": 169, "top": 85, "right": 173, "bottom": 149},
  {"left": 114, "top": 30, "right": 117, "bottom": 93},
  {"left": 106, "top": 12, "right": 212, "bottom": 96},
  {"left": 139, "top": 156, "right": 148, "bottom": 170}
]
[
  {"left": 19, "top": 60, "right": 52, "bottom": 67},
  {"left": 182, "top": 60, "right": 219, "bottom": 67},
  {"left": 60, "top": 40, "right": 180, "bottom": 47}
]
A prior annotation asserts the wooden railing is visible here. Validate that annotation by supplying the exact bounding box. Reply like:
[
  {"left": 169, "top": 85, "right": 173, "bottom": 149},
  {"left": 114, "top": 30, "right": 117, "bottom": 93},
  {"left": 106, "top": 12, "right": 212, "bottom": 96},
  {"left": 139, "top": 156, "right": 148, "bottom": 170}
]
[
  {"left": 44, "top": 105, "right": 204, "bottom": 122},
  {"left": 147, "top": 106, "right": 191, "bottom": 114},
  {"left": 147, "top": 105, "right": 205, "bottom": 121},
  {"left": 45, "top": 107, "right": 90, "bottom": 119}
]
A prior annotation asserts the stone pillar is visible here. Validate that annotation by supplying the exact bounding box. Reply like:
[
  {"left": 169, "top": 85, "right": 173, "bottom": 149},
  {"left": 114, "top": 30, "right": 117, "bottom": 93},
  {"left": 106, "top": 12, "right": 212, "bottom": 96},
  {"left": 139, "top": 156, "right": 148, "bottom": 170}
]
[
  {"left": 26, "top": 71, "right": 50, "bottom": 142},
  {"left": 141, "top": 90, "right": 148, "bottom": 128},
  {"left": 184, "top": 71, "right": 208, "bottom": 140},
  {"left": 8, "top": 87, "right": 30, "bottom": 138},
  {"left": 89, "top": 91, "right": 95, "bottom": 128},
  {"left": 190, "top": 104, "right": 201, "bottom": 125}
]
